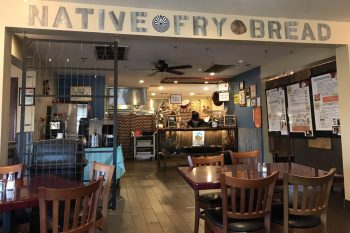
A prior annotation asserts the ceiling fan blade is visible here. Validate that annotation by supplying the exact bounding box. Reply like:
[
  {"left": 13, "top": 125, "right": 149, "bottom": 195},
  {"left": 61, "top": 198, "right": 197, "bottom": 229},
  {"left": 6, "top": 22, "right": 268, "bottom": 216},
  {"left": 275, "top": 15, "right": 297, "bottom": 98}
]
[
  {"left": 147, "top": 71, "right": 159, "bottom": 77},
  {"left": 168, "top": 65, "right": 192, "bottom": 69},
  {"left": 166, "top": 70, "right": 184, "bottom": 75}
]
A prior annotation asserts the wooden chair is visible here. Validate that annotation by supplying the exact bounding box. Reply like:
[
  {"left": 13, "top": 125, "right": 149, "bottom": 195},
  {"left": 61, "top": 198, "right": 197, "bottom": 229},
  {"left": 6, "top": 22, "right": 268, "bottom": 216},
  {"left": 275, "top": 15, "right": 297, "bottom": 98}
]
[
  {"left": 190, "top": 154, "right": 224, "bottom": 233},
  {"left": 205, "top": 171, "right": 279, "bottom": 233},
  {"left": 0, "top": 163, "right": 24, "bottom": 179},
  {"left": 89, "top": 161, "right": 115, "bottom": 233},
  {"left": 229, "top": 150, "right": 260, "bottom": 165},
  {"left": 38, "top": 177, "right": 103, "bottom": 233},
  {"left": 271, "top": 168, "right": 336, "bottom": 233}
]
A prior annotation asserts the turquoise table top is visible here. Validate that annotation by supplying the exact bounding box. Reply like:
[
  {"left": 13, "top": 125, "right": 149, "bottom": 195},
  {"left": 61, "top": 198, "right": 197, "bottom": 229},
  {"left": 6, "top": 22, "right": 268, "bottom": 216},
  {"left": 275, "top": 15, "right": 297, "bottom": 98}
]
[{"left": 84, "top": 146, "right": 125, "bottom": 180}]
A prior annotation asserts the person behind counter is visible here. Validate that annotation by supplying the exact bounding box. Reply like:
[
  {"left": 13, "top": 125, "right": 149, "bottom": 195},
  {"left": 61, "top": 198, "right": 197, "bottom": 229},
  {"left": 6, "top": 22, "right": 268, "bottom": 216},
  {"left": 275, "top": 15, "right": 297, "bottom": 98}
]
[{"left": 187, "top": 111, "right": 205, "bottom": 127}]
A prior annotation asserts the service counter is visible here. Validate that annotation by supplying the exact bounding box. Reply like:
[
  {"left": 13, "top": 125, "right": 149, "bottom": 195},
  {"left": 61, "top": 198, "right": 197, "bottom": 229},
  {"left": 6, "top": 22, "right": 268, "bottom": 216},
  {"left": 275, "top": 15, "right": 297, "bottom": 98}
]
[{"left": 157, "top": 127, "right": 238, "bottom": 166}]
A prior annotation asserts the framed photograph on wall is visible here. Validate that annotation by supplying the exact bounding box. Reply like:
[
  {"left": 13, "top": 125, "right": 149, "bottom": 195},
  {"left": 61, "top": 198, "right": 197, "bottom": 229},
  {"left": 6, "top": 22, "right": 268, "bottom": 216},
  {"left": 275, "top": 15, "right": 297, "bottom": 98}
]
[
  {"left": 70, "top": 86, "right": 92, "bottom": 102},
  {"left": 250, "top": 84, "right": 257, "bottom": 98},
  {"left": 224, "top": 115, "right": 237, "bottom": 126},
  {"left": 170, "top": 94, "right": 182, "bottom": 104},
  {"left": 239, "top": 90, "right": 246, "bottom": 106},
  {"left": 239, "top": 81, "right": 245, "bottom": 90},
  {"left": 19, "top": 88, "right": 35, "bottom": 106}
]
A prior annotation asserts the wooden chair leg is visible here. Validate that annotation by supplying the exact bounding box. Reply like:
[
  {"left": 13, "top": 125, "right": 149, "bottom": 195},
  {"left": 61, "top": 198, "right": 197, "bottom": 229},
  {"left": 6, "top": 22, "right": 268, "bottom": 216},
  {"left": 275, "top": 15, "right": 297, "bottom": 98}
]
[{"left": 194, "top": 190, "right": 200, "bottom": 233}]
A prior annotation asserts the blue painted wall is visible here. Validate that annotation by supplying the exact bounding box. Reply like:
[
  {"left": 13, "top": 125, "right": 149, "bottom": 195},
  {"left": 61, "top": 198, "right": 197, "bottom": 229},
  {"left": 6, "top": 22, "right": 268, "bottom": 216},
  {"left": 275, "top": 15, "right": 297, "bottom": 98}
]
[
  {"left": 225, "top": 67, "right": 264, "bottom": 159},
  {"left": 225, "top": 67, "right": 261, "bottom": 128},
  {"left": 58, "top": 75, "right": 105, "bottom": 118}
]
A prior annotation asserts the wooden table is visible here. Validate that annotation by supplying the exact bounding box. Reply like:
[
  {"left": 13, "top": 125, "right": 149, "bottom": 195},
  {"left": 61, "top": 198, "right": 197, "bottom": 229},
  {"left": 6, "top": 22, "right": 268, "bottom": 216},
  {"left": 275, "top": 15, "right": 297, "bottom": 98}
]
[
  {"left": 178, "top": 162, "right": 341, "bottom": 233},
  {"left": 0, "top": 175, "right": 83, "bottom": 233}
]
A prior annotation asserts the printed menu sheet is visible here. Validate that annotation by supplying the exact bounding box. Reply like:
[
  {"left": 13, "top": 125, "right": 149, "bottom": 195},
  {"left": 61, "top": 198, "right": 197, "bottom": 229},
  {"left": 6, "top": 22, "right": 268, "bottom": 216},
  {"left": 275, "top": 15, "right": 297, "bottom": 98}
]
[
  {"left": 311, "top": 73, "right": 340, "bottom": 131},
  {"left": 287, "top": 81, "right": 314, "bottom": 136},
  {"left": 266, "top": 87, "right": 288, "bottom": 135}
]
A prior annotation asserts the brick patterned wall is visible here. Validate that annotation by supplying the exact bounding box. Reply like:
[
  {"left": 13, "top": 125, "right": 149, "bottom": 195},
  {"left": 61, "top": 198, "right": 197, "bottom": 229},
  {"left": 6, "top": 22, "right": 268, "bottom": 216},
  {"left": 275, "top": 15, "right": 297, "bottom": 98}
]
[{"left": 118, "top": 114, "right": 156, "bottom": 159}]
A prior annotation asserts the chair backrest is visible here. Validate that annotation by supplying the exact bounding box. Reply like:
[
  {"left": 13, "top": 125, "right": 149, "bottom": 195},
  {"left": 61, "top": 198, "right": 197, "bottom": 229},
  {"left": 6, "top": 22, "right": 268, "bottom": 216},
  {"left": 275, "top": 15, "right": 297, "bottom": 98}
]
[
  {"left": 89, "top": 161, "right": 115, "bottom": 228},
  {"left": 230, "top": 150, "right": 260, "bottom": 165},
  {"left": 0, "top": 163, "right": 24, "bottom": 179},
  {"left": 283, "top": 168, "right": 336, "bottom": 218},
  {"left": 221, "top": 171, "right": 278, "bottom": 232},
  {"left": 191, "top": 154, "right": 224, "bottom": 167},
  {"left": 38, "top": 177, "right": 102, "bottom": 233}
]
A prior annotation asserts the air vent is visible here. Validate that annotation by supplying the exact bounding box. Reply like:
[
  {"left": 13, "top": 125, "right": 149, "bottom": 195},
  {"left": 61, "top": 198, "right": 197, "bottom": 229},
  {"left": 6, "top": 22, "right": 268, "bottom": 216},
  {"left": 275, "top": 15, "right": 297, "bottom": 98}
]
[
  {"left": 203, "top": 64, "right": 234, "bottom": 73},
  {"left": 94, "top": 46, "right": 128, "bottom": 60}
]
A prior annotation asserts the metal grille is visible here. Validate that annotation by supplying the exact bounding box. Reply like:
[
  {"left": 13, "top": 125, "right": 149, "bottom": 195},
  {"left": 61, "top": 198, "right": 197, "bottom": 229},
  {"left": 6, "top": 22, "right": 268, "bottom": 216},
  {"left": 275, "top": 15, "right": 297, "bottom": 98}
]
[{"left": 18, "top": 38, "right": 119, "bottom": 209}]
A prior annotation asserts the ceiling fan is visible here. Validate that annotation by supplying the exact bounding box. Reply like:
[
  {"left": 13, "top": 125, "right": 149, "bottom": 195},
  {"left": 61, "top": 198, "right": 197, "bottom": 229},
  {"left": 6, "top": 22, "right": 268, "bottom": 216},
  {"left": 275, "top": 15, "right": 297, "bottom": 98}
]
[{"left": 133, "top": 60, "right": 192, "bottom": 76}]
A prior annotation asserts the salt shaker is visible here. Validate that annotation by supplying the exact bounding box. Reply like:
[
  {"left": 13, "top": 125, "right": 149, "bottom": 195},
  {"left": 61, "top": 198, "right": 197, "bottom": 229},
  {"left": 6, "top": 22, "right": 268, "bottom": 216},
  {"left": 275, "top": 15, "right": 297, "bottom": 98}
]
[{"left": 6, "top": 172, "right": 15, "bottom": 191}]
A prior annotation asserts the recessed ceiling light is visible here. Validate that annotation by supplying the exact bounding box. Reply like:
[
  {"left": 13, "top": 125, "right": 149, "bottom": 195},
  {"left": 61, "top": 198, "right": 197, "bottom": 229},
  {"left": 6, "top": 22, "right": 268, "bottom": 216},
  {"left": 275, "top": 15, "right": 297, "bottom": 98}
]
[
  {"left": 151, "top": 92, "right": 156, "bottom": 96},
  {"left": 48, "top": 58, "right": 52, "bottom": 62},
  {"left": 203, "top": 87, "right": 209, "bottom": 91},
  {"left": 174, "top": 80, "right": 178, "bottom": 84},
  {"left": 237, "top": 59, "right": 245, "bottom": 64},
  {"left": 204, "top": 81, "right": 209, "bottom": 84},
  {"left": 66, "top": 58, "right": 70, "bottom": 63},
  {"left": 198, "top": 68, "right": 203, "bottom": 72},
  {"left": 94, "top": 75, "right": 97, "bottom": 78},
  {"left": 210, "top": 72, "right": 215, "bottom": 76},
  {"left": 139, "top": 80, "right": 144, "bottom": 84},
  {"left": 190, "top": 92, "right": 195, "bottom": 96},
  {"left": 158, "top": 86, "right": 164, "bottom": 90}
]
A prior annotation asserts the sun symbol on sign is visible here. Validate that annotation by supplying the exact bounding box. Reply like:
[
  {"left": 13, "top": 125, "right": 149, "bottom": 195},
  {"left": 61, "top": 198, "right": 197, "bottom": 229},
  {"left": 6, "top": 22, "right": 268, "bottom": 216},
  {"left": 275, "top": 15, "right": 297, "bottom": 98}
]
[{"left": 152, "top": 15, "right": 170, "bottom": 33}]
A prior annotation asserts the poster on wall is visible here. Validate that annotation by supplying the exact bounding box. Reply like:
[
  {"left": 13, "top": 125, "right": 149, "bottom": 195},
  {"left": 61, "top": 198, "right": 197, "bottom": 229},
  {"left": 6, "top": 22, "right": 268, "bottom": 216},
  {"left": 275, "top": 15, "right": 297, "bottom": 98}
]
[
  {"left": 286, "top": 80, "right": 314, "bottom": 136},
  {"left": 192, "top": 131, "right": 205, "bottom": 146},
  {"left": 266, "top": 87, "right": 288, "bottom": 135},
  {"left": 311, "top": 72, "right": 340, "bottom": 132}
]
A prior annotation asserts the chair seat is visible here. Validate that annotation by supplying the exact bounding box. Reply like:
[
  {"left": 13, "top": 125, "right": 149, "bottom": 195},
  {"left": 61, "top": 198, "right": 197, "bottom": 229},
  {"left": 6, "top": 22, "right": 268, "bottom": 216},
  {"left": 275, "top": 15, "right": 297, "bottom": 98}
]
[
  {"left": 198, "top": 192, "right": 222, "bottom": 205},
  {"left": 205, "top": 208, "right": 265, "bottom": 232},
  {"left": 271, "top": 204, "right": 321, "bottom": 229}
]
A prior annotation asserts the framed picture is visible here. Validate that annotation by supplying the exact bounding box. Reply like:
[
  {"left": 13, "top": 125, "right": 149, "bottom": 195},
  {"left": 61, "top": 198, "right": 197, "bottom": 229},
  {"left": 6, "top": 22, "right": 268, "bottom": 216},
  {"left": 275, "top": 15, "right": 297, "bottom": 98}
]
[
  {"left": 245, "top": 87, "right": 251, "bottom": 98},
  {"left": 192, "top": 131, "right": 205, "bottom": 146},
  {"left": 239, "top": 81, "right": 245, "bottom": 90},
  {"left": 170, "top": 94, "right": 182, "bottom": 104},
  {"left": 251, "top": 98, "right": 257, "bottom": 107},
  {"left": 167, "top": 115, "right": 177, "bottom": 128},
  {"left": 239, "top": 90, "right": 246, "bottom": 106},
  {"left": 70, "top": 86, "right": 92, "bottom": 102},
  {"left": 224, "top": 115, "right": 237, "bottom": 126},
  {"left": 250, "top": 84, "right": 257, "bottom": 98},
  {"left": 19, "top": 88, "right": 35, "bottom": 106}
]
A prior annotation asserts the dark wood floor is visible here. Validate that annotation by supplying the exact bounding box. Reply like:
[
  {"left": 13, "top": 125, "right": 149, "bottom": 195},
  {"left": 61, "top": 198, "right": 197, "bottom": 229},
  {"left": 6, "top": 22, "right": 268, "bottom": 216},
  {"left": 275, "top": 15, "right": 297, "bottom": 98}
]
[{"left": 108, "top": 159, "right": 350, "bottom": 233}]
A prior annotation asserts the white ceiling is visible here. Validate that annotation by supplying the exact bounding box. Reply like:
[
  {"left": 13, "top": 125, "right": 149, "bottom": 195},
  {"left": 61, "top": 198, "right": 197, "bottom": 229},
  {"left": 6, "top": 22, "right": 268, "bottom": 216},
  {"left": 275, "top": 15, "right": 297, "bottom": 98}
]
[
  {"left": 43, "top": 0, "right": 350, "bottom": 22},
  {"left": 26, "top": 34, "right": 330, "bottom": 98},
  {"left": 25, "top": 0, "right": 342, "bottom": 98}
]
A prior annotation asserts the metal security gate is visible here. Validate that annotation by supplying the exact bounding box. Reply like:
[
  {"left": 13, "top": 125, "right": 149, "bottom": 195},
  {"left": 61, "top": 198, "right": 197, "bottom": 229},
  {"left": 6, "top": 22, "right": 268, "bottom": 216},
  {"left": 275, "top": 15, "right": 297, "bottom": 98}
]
[{"left": 18, "top": 36, "right": 119, "bottom": 209}]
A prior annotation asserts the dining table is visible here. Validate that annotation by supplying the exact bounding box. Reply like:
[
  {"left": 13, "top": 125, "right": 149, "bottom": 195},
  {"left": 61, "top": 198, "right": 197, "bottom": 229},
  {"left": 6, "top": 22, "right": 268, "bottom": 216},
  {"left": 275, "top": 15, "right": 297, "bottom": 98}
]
[
  {"left": 177, "top": 162, "right": 343, "bottom": 232},
  {"left": 0, "top": 175, "right": 83, "bottom": 233}
]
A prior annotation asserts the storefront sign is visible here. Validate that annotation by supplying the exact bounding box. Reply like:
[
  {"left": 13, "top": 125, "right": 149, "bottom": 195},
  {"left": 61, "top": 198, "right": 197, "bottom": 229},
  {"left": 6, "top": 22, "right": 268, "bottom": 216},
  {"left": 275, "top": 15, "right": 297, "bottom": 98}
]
[{"left": 27, "top": 3, "right": 332, "bottom": 43}]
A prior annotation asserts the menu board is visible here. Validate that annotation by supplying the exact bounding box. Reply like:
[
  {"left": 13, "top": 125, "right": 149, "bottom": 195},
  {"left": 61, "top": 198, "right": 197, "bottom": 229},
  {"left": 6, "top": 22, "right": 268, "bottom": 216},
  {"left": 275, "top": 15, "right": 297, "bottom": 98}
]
[
  {"left": 286, "top": 81, "right": 314, "bottom": 136},
  {"left": 311, "top": 73, "right": 340, "bottom": 132},
  {"left": 266, "top": 87, "right": 288, "bottom": 135}
]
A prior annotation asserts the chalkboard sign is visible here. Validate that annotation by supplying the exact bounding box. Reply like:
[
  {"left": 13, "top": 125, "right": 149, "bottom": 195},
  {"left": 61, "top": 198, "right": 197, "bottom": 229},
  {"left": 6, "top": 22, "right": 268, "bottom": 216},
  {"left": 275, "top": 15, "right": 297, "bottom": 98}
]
[{"left": 224, "top": 115, "right": 237, "bottom": 126}]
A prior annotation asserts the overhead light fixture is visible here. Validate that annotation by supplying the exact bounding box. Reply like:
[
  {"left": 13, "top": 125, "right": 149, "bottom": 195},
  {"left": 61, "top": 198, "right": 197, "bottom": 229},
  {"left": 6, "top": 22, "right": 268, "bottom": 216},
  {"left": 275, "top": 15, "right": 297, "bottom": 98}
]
[
  {"left": 237, "top": 59, "right": 245, "bottom": 64},
  {"left": 158, "top": 86, "right": 164, "bottom": 90},
  {"left": 203, "top": 87, "right": 209, "bottom": 91},
  {"left": 210, "top": 72, "right": 215, "bottom": 76},
  {"left": 66, "top": 58, "right": 70, "bottom": 63},
  {"left": 204, "top": 81, "right": 209, "bottom": 84},
  {"left": 190, "top": 92, "right": 195, "bottom": 96},
  {"left": 198, "top": 68, "right": 203, "bottom": 72},
  {"left": 139, "top": 80, "right": 144, "bottom": 84},
  {"left": 173, "top": 80, "right": 178, "bottom": 84},
  {"left": 151, "top": 92, "right": 156, "bottom": 96},
  {"left": 94, "top": 75, "right": 97, "bottom": 78},
  {"left": 48, "top": 58, "right": 52, "bottom": 62}
]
